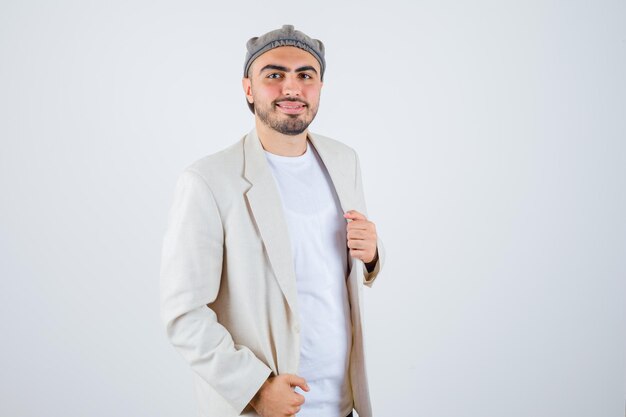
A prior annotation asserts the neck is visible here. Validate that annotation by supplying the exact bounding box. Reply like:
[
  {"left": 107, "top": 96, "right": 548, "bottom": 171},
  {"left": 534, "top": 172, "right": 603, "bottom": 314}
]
[{"left": 255, "top": 118, "right": 308, "bottom": 157}]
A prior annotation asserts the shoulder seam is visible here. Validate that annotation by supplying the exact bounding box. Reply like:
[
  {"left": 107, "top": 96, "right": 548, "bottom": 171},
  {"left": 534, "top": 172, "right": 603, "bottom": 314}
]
[{"left": 182, "top": 168, "right": 226, "bottom": 232}]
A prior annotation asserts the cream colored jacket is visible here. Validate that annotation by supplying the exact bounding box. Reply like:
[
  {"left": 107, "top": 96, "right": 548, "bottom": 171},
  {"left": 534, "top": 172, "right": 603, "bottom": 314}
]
[{"left": 160, "top": 128, "right": 385, "bottom": 417}]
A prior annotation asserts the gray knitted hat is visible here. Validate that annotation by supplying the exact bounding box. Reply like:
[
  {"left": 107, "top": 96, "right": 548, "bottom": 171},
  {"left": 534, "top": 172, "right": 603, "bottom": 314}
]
[{"left": 243, "top": 24, "right": 326, "bottom": 81}]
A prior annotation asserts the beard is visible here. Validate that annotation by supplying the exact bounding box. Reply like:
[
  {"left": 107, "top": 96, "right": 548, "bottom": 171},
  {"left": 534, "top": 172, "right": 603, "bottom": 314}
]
[{"left": 255, "top": 99, "right": 318, "bottom": 136}]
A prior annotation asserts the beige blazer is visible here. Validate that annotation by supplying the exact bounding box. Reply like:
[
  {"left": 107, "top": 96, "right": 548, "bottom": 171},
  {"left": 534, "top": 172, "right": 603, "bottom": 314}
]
[{"left": 160, "top": 128, "right": 385, "bottom": 417}]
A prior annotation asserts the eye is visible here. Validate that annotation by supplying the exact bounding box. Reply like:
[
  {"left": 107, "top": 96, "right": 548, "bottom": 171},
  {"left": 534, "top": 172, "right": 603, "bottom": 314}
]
[
  {"left": 267, "top": 73, "right": 282, "bottom": 79},
  {"left": 299, "top": 73, "right": 312, "bottom": 79}
]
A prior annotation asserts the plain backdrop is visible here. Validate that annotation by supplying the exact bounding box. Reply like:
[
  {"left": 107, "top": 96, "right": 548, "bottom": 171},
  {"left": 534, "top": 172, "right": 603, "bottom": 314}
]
[{"left": 1, "top": 1, "right": 624, "bottom": 416}]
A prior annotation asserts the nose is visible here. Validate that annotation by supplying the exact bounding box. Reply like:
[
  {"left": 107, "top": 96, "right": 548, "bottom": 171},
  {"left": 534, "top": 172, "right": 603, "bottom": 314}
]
[{"left": 282, "top": 74, "right": 301, "bottom": 97}]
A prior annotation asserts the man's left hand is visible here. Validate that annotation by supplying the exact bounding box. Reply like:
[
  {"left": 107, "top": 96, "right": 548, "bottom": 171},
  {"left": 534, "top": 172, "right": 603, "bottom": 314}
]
[{"left": 344, "top": 210, "right": 378, "bottom": 265}]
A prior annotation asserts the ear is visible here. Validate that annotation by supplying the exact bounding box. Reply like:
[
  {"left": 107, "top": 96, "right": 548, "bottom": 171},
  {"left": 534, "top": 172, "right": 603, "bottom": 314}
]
[{"left": 242, "top": 78, "right": 253, "bottom": 104}]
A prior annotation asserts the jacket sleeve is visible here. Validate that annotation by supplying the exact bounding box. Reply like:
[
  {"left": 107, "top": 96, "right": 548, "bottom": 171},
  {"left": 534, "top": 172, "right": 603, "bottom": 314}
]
[
  {"left": 159, "top": 169, "right": 272, "bottom": 414},
  {"left": 354, "top": 150, "right": 386, "bottom": 286}
]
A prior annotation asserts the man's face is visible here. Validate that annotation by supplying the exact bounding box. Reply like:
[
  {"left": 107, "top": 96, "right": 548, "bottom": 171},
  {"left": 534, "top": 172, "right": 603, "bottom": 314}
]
[{"left": 242, "top": 46, "right": 323, "bottom": 136}]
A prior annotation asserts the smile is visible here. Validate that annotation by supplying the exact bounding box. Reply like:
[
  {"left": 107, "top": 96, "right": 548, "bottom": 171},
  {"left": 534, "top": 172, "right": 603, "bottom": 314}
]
[{"left": 276, "top": 101, "right": 306, "bottom": 114}]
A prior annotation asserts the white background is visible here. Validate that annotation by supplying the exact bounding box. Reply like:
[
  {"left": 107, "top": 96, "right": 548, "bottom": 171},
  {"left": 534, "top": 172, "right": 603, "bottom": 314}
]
[{"left": 1, "top": 1, "right": 624, "bottom": 416}]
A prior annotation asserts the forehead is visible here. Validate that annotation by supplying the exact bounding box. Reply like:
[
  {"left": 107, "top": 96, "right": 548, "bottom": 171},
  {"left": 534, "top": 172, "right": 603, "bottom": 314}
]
[{"left": 251, "top": 46, "right": 320, "bottom": 74}]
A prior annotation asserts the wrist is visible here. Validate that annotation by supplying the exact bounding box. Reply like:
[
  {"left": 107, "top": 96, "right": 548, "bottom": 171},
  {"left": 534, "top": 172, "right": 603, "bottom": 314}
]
[
  {"left": 365, "top": 248, "right": 379, "bottom": 269},
  {"left": 249, "top": 376, "right": 270, "bottom": 409}
]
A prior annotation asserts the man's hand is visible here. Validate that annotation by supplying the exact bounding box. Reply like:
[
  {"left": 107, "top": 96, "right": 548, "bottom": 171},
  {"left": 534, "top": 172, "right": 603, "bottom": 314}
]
[
  {"left": 344, "top": 210, "right": 378, "bottom": 265},
  {"left": 249, "top": 374, "right": 309, "bottom": 417}
]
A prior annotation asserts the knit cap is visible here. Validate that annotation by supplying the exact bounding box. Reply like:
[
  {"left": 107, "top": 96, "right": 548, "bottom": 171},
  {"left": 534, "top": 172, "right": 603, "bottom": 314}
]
[{"left": 243, "top": 24, "right": 325, "bottom": 80}]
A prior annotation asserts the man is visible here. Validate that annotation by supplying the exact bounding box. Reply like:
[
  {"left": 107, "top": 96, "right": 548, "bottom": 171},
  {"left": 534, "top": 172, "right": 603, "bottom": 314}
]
[{"left": 160, "top": 24, "right": 385, "bottom": 417}]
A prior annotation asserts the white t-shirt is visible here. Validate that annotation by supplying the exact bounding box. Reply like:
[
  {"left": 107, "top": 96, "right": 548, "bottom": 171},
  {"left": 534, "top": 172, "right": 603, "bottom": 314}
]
[{"left": 264, "top": 139, "right": 353, "bottom": 417}]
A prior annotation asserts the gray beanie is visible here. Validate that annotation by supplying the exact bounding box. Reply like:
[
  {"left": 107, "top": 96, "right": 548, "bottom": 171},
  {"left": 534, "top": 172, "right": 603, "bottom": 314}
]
[{"left": 243, "top": 24, "right": 326, "bottom": 81}]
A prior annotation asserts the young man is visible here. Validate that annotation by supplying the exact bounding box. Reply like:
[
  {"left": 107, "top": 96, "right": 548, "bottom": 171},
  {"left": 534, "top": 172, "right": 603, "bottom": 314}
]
[{"left": 160, "top": 25, "right": 385, "bottom": 417}]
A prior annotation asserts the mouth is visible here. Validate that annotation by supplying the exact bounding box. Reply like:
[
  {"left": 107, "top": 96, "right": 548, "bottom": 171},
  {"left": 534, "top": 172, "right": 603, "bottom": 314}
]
[{"left": 275, "top": 101, "right": 307, "bottom": 114}]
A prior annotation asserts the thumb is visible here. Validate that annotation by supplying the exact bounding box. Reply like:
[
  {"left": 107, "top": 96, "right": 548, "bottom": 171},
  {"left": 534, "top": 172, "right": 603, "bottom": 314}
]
[
  {"left": 285, "top": 374, "right": 310, "bottom": 392},
  {"left": 344, "top": 210, "right": 367, "bottom": 221}
]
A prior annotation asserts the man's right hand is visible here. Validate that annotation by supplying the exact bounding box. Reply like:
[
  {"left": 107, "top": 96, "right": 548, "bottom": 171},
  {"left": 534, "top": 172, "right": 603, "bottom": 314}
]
[{"left": 249, "top": 373, "right": 309, "bottom": 417}]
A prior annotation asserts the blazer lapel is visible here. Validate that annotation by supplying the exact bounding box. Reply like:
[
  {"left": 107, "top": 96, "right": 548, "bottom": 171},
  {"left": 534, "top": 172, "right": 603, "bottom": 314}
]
[
  {"left": 243, "top": 128, "right": 299, "bottom": 316},
  {"left": 243, "top": 128, "right": 358, "bottom": 317},
  {"left": 308, "top": 131, "right": 360, "bottom": 277},
  {"left": 307, "top": 132, "right": 357, "bottom": 215}
]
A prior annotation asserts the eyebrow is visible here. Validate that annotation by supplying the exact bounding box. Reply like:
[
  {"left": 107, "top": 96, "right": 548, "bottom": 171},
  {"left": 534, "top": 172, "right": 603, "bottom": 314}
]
[{"left": 258, "top": 64, "right": 318, "bottom": 75}]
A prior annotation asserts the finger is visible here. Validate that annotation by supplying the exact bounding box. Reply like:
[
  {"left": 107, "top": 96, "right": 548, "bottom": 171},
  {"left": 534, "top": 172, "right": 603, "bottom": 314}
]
[
  {"left": 293, "top": 393, "right": 306, "bottom": 406},
  {"left": 346, "top": 222, "right": 365, "bottom": 232},
  {"left": 343, "top": 210, "right": 367, "bottom": 221},
  {"left": 347, "top": 221, "right": 374, "bottom": 232},
  {"left": 350, "top": 248, "right": 373, "bottom": 260},
  {"left": 347, "top": 229, "right": 372, "bottom": 239},
  {"left": 348, "top": 237, "right": 376, "bottom": 249},
  {"left": 347, "top": 239, "right": 368, "bottom": 250},
  {"left": 349, "top": 248, "right": 364, "bottom": 260},
  {"left": 285, "top": 374, "right": 310, "bottom": 392}
]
